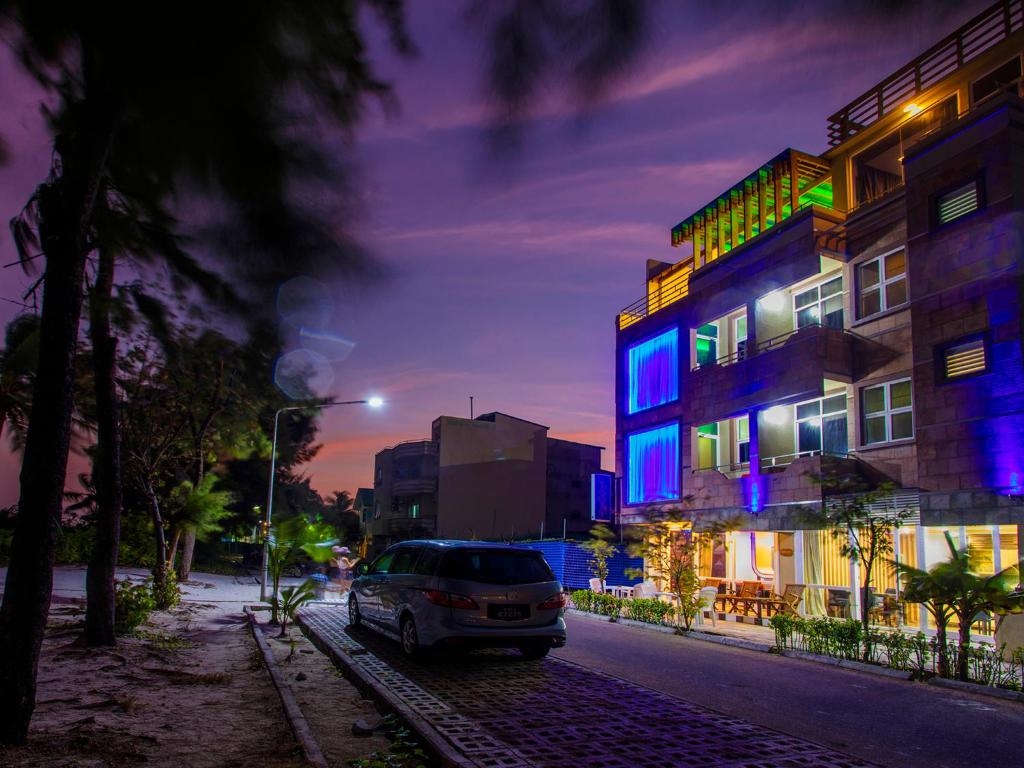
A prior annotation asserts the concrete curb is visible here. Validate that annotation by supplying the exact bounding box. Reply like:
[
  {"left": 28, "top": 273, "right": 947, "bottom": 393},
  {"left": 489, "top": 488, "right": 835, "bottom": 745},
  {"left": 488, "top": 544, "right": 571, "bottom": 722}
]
[
  {"left": 780, "top": 649, "right": 914, "bottom": 680},
  {"left": 927, "top": 676, "right": 1024, "bottom": 702},
  {"left": 243, "top": 606, "right": 329, "bottom": 768},
  {"left": 295, "top": 611, "right": 477, "bottom": 768}
]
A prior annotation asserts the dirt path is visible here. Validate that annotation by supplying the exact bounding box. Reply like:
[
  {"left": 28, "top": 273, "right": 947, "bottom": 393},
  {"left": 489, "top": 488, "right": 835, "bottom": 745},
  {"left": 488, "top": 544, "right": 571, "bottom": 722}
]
[{"left": 1, "top": 597, "right": 301, "bottom": 768}]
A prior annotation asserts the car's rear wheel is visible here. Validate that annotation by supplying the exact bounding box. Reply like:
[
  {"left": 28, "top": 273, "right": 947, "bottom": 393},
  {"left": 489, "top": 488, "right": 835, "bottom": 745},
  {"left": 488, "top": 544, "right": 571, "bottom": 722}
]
[
  {"left": 400, "top": 614, "right": 422, "bottom": 658},
  {"left": 519, "top": 642, "right": 551, "bottom": 660},
  {"left": 348, "top": 596, "right": 361, "bottom": 627}
]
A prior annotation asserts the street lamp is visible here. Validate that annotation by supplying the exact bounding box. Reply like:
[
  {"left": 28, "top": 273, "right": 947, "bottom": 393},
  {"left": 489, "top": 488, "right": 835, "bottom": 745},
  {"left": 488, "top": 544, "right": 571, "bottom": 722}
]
[{"left": 259, "top": 397, "right": 384, "bottom": 600}]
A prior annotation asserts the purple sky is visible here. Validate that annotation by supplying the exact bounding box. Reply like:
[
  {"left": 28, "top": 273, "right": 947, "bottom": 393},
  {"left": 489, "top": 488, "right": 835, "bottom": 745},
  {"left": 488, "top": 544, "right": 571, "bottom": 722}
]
[{"left": 0, "top": 1, "right": 989, "bottom": 505}]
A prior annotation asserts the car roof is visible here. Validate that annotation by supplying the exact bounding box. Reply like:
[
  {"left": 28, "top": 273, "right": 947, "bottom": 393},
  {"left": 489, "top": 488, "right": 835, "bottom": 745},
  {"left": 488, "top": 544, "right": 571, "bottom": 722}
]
[{"left": 390, "top": 540, "right": 540, "bottom": 552}]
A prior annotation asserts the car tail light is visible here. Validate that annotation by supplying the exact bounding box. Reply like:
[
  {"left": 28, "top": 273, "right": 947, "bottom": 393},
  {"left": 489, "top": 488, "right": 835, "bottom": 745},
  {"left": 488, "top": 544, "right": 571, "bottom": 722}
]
[
  {"left": 538, "top": 592, "right": 568, "bottom": 610},
  {"left": 423, "top": 590, "right": 479, "bottom": 610}
]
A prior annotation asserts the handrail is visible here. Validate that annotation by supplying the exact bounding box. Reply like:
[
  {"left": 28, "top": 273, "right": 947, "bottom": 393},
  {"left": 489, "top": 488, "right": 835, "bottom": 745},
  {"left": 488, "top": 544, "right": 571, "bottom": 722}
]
[
  {"left": 761, "top": 450, "right": 851, "bottom": 470},
  {"left": 827, "top": 0, "right": 1023, "bottom": 146}
]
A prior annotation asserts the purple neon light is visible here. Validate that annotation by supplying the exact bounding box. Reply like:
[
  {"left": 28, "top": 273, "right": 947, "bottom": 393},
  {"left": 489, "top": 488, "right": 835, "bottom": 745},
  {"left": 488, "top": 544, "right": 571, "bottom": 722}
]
[
  {"left": 626, "top": 422, "right": 680, "bottom": 505},
  {"left": 627, "top": 328, "right": 679, "bottom": 415}
]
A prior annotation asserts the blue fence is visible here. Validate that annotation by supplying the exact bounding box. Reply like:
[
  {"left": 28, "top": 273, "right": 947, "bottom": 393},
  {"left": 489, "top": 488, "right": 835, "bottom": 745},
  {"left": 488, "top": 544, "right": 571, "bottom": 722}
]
[{"left": 518, "top": 540, "right": 642, "bottom": 590}]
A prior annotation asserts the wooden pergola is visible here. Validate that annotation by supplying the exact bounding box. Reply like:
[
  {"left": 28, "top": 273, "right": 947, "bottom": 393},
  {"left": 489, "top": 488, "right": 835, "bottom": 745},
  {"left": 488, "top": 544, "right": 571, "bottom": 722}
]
[{"left": 670, "top": 149, "right": 832, "bottom": 267}]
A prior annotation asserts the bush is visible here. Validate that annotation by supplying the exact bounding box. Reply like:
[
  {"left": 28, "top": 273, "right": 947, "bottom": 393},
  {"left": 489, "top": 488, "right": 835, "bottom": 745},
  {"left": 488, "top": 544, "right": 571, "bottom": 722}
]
[
  {"left": 115, "top": 579, "right": 155, "bottom": 634},
  {"left": 591, "top": 593, "right": 624, "bottom": 620},
  {"left": 152, "top": 570, "right": 180, "bottom": 610},
  {"left": 623, "top": 597, "right": 674, "bottom": 625},
  {"left": 570, "top": 590, "right": 594, "bottom": 613}
]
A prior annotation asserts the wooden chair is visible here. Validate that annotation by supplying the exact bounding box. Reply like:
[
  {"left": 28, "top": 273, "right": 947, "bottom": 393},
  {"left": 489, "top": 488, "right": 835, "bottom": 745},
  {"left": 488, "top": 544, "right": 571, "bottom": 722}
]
[
  {"left": 765, "top": 584, "right": 805, "bottom": 616},
  {"left": 725, "top": 580, "right": 761, "bottom": 615}
]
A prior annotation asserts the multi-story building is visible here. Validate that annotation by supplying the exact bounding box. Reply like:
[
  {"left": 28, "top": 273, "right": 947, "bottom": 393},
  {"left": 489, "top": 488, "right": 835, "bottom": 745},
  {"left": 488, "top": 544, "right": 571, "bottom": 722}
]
[
  {"left": 615, "top": 0, "right": 1024, "bottom": 631},
  {"left": 365, "top": 412, "right": 612, "bottom": 552}
]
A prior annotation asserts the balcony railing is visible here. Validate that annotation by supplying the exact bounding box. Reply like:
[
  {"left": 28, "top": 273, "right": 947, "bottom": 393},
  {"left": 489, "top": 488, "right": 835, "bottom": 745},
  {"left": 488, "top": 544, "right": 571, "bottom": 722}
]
[
  {"left": 827, "top": 0, "right": 1024, "bottom": 146},
  {"left": 761, "top": 450, "right": 850, "bottom": 472}
]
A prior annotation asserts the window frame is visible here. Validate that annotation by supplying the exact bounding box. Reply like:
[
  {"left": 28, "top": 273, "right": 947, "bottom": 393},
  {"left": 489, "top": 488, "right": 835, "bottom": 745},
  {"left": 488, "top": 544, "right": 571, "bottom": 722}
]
[
  {"left": 793, "top": 393, "right": 848, "bottom": 457},
  {"left": 856, "top": 246, "right": 908, "bottom": 320},
  {"left": 792, "top": 274, "right": 845, "bottom": 331},
  {"left": 970, "top": 55, "right": 1023, "bottom": 107},
  {"left": 696, "top": 422, "right": 720, "bottom": 471},
  {"left": 859, "top": 377, "right": 915, "bottom": 447},
  {"left": 694, "top": 323, "right": 719, "bottom": 368},
  {"left": 936, "top": 332, "right": 991, "bottom": 384},
  {"left": 931, "top": 174, "right": 985, "bottom": 230},
  {"left": 624, "top": 421, "right": 681, "bottom": 506},
  {"left": 625, "top": 325, "right": 680, "bottom": 415},
  {"left": 734, "top": 415, "right": 750, "bottom": 467}
]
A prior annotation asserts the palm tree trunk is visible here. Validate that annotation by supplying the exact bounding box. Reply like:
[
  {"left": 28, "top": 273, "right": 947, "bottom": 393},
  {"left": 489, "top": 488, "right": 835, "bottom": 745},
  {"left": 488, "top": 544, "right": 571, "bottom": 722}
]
[
  {"left": 178, "top": 531, "right": 196, "bottom": 582},
  {"left": 957, "top": 615, "right": 972, "bottom": 682},
  {"left": 167, "top": 528, "right": 182, "bottom": 571},
  {"left": 142, "top": 478, "right": 169, "bottom": 608},
  {"left": 84, "top": 249, "right": 122, "bottom": 646},
  {"left": 936, "top": 619, "right": 950, "bottom": 678},
  {"left": 0, "top": 182, "right": 97, "bottom": 744}
]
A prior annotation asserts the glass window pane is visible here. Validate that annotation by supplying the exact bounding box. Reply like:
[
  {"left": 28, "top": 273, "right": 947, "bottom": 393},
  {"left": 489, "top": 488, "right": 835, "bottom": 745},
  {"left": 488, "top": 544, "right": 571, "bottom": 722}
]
[
  {"left": 736, "top": 416, "right": 749, "bottom": 441},
  {"left": 796, "top": 401, "right": 821, "bottom": 420},
  {"left": 697, "top": 422, "right": 718, "bottom": 436},
  {"left": 735, "top": 316, "right": 747, "bottom": 340},
  {"left": 891, "top": 411, "right": 913, "bottom": 440},
  {"left": 823, "top": 297, "right": 844, "bottom": 329},
  {"left": 859, "top": 259, "right": 881, "bottom": 288},
  {"left": 890, "top": 380, "right": 912, "bottom": 409},
  {"left": 696, "top": 337, "right": 717, "bottom": 366},
  {"left": 697, "top": 323, "right": 718, "bottom": 338},
  {"left": 627, "top": 327, "right": 679, "bottom": 414},
  {"left": 864, "top": 415, "right": 887, "bottom": 444},
  {"left": 863, "top": 386, "right": 886, "bottom": 414},
  {"left": 859, "top": 287, "right": 881, "bottom": 318},
  {"left": 821, "top": 277, "right": 843, "bottom": 297},
  {"left": 885, "top": 278, "right": 907, "bottom": 308},
  {"left": 738, "top": 441, "right": 750, "bottom": 464},
  {"left": 798, "top": 420, "right": 822, "bottom": 454},
  {"left": 796, "top": 306, "right": 819, "bottom": 328},
  {"left": 823, "top": 394, "right": 847, "bottom": 415},
  {"left": 884, "top": 250, "right": 906, "bottom": 279},
  {"left": 794, "top": 288, "right": 818, "bottom": 309},
  {"left": 823, "top": 414, "right": 848, "bottom": 454}
]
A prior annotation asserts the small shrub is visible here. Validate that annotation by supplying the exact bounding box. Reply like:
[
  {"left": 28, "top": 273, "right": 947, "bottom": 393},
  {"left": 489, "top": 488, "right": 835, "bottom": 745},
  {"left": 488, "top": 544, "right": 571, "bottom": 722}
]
[
  {"left": 115, "top": 580, "right": 155, "bottom": 634},
  {"left": 624, "top": 597, "right": 674, "bottom": 625},
  {"left": 152, "top": 570, "right": 180, "bottom": 610},
  {"left": 570, "top": 590, "right": 594, "bottom": 613},
  {"left": 769, "top": 614, "right": 796, "bottom": 650},
  {"left": 591, "top": 592, "right": 624, "bottom": 620}
]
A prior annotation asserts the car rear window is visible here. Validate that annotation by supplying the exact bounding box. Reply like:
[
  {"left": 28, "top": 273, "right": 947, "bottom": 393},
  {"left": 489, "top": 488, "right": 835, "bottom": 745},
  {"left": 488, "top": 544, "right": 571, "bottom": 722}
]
[{"left": 438, "top": 549, "right": 555, "bottom": 585}]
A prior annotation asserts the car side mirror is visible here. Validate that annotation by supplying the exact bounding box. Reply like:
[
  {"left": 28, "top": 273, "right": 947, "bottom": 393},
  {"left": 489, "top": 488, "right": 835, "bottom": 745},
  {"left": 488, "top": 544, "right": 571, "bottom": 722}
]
[{"left": 355, "top": 562, "right": 369, "bottom": 577}]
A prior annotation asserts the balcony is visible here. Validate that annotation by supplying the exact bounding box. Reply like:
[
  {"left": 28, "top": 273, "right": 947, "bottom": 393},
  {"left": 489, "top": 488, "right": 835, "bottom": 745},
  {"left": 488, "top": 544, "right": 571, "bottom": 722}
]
[
  {"left": 390, "top": 440, "right": 438, "bottom": 459},
  {"left": 392, "top": 477, "right": 437, "bottom": 496},
  {"left": 387, "top": 516, "right": 437, "bottom": 536},
  {"left": 827, "top": 0, "right": 1023, "bottom": 146},
  {"left": 681, "top": 324, "right": 861, "bottom": 426}
]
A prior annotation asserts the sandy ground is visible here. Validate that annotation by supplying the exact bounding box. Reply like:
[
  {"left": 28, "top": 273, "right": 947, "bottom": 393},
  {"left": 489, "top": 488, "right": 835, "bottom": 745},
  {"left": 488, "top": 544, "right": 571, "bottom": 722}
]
[
  {"left": 257, "top": 612, "right": 391, "bottom": 767},
  {"left": 0, "top": 570, "right": 385, "bottom": 768}
]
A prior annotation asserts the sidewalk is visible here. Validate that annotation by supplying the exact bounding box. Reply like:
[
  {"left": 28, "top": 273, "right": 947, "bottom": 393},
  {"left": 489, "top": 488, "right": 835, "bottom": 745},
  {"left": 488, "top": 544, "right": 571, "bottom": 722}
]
[{"left": 297, "top": 603, "right": 873, "bottom": 768}]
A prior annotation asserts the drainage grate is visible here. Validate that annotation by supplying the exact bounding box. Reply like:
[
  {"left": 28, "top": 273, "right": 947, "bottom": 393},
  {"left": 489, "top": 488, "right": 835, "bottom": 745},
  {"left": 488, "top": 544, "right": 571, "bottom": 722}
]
[{"left": 299, "top": 605, "right": 873, "bottom": 768}]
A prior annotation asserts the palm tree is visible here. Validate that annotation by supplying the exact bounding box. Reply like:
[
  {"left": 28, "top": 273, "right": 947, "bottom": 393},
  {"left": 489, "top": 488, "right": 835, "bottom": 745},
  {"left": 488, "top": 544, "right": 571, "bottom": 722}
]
[
  {"left": 0, "top": 2, "right": 412, "bottom": 743},
  {"left": 0, "top": 315, "right": 39, "bottom": 450},
  {"left": 896, "top": 532, "right": 1023, "bottom": 681}
]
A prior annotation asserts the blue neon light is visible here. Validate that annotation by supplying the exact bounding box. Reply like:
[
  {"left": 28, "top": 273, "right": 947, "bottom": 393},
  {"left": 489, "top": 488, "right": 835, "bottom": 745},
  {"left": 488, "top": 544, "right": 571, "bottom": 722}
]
[
  {"left": 626, "top": 423, "right": 680, "bottom": 505},
  {"left": 627, "top": 328, "right": 679, "bottom": 415},
  {"left": 591, "top": 473, "right": 614, "bottom": 521}
]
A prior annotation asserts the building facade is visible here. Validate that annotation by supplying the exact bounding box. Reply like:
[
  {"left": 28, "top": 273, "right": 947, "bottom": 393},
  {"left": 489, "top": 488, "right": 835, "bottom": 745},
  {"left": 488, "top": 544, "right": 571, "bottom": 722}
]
[
  {"left": 365, "top": 412, "right": 611, "bottom": 552},
  {"left": 615, "top": 0, "right": 1024, "bottom": 632}
]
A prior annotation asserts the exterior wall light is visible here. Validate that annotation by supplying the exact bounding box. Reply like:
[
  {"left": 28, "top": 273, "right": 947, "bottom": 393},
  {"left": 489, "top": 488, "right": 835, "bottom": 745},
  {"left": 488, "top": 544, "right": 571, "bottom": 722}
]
[
  {"left": 903, "top": 102, "right": 923, "bottom": 116},
  {"left": 764, "top": 405, "right": 789, "bottom": 426},
  {"left": 758, "top": 291, "right": 786, "bottom": 313}
]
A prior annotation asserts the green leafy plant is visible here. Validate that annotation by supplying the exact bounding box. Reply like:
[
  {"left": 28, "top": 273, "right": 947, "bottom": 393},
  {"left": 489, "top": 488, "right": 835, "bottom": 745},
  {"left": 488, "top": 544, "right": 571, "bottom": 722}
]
[
  {"left": 151, "top": 569, "right": 180, "bottom": 610},
  {"left": 273, "top": 579, "right": 317, "bottom": 637},
  {"left": 570, "top": 590, "right": 594, "bottom": 613},
  {"left": 580, "top": 524, "right": 616, "bottom": 593},
  {"left": 114, "top": 580, "right": 155, "bottom": 634},
  {"left": 264, "top": 516, "right": 337, "bottom": 624},
  {"left": 623, "top": 597, "right": 674, "bottom": 625}
]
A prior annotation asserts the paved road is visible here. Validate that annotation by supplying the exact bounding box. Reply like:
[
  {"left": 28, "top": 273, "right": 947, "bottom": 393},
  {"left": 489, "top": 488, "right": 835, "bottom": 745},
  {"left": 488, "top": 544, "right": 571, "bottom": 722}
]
[{"left": 554, "top": 612, "right": 1024, "bottom": 768}]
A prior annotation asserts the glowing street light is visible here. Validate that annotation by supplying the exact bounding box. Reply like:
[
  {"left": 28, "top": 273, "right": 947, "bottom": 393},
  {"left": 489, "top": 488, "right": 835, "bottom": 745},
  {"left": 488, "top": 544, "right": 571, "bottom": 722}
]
[{"left": 259, "top": 397, "right": 383, "bottom": 600}]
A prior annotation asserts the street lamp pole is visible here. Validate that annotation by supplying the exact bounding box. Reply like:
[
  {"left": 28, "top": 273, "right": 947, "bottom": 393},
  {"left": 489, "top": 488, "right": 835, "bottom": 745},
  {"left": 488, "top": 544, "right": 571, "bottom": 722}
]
[{"left": 259, "top": 398, "right": 381, "bottom": 601}]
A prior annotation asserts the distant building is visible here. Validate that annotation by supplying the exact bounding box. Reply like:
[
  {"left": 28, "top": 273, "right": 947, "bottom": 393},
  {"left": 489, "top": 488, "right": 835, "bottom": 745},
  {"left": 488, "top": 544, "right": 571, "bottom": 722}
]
[
  {"left": 365, "top": 412, "right": 611, "bottom": 551},
  {"left": 353, "top": 488, "right": 375, "bottom": 525}
]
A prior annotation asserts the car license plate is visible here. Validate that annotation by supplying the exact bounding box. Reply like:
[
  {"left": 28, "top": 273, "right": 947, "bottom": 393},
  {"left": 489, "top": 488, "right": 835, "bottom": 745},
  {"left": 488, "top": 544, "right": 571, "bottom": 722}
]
[{"left": 488, "top": 604, "right": 529, "bottom": 620}]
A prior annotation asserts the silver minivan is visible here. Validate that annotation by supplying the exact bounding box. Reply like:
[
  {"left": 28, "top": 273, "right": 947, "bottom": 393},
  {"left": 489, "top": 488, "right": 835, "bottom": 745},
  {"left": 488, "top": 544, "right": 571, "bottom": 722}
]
[{"left": 348, "top": 540, "right": 567, "bottom": 659}]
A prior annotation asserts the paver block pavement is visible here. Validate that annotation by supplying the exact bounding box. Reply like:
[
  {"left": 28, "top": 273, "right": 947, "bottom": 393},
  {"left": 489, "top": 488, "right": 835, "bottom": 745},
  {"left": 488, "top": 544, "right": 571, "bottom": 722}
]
[{"left": 299, "top": 604, "right": 875, "bottom": 768}]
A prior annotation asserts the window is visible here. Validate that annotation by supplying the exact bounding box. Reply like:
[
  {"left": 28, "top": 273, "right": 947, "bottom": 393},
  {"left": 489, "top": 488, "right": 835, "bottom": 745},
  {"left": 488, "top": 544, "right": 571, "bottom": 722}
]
[
  {"left": 389, "top": 547, "right": 421, "bottom": 575},
  {"left": 936, "top": 180, "right": 979, "bottom": 225},
  {"left": 861, "top": 379, "right": 913, "bottom": 445},
  {"left": 858, "top": 249, "right": 906, "bottom": 318},
  {"left": 972, "top": 57, "right": 1022, "bottom": 105},
  {"left": 734, "top": 315, "right": 748, "bottom": 360},
  {"left": 794, "top": 394, "right": 848, "bottom": 456},
  {"left": 942, "top": 336, "right": 988, "bottom": 380},
  {"left": 375, "top": 466, "right": 383, "bottom": 483},
  {"left": 626, "top": 327, "right": 679, "bottom": 414},
  {"left": 626, "top": 423, "right": 680, "bottom": 505},
  {"left": 413, "top": 548, "right": 442, "bottom": 576},
  {"left": 373, "top": 502, "right": 381, "bottom": 519},
  {"left": 735, "top": 416, "right": 750, "bottom": 465},
  {"left": 695, "top": 323, "right": 718, "bottom": 367},
  {"left": 408, "top": 502, "right": 420, "bottom": 519},
  {"left": 438, "top": 549, "right": 555, "bottom": 585},
  {"left": 696, "top": 423, "right": 719, "bottom": 470},
  {"left": 794, "top": 276, "right": 844, "bottom": 330},
  {"left": 369, "top": 551, "right": 395, "bottom": 574}
]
